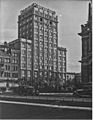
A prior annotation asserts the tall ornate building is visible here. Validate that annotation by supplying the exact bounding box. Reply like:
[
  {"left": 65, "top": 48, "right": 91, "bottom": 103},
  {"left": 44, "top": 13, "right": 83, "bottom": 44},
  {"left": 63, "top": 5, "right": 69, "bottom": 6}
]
[
  {"left": 78, "top": 2, "right": 92, "bottom": 83},
  {"left": 17, "top": 3, "right": 58, "bottom": 87}
]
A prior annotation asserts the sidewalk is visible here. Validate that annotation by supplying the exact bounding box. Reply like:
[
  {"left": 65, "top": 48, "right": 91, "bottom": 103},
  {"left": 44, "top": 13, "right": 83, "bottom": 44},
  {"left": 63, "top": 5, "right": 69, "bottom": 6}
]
[
  {"left": 0, "top": 94, "right": 92, "bottom": 103},
  {"left": 39, "top": 93, "right": 73, "bottom": 95}
]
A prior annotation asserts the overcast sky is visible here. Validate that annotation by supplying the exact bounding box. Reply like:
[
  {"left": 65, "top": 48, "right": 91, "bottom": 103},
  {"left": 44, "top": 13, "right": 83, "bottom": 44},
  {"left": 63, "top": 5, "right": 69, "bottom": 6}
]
[{"left": 0, "top": 0, "right": 90, "bottom": 73}]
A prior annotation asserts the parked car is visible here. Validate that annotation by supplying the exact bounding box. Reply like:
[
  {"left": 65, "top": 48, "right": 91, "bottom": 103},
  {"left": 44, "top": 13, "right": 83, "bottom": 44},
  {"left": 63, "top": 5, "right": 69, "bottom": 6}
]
[
  {"left": 73, "top": 88, "right": 92, "bottom": 97},
  {"left": 10, "top": 85, "right": 39, "bottom": 96},
  {"left": 0, "top": 87, "right": 6, "bottom": 93},
  {"left": 0, "top": 90, "right": 3, "bottom": 94}
]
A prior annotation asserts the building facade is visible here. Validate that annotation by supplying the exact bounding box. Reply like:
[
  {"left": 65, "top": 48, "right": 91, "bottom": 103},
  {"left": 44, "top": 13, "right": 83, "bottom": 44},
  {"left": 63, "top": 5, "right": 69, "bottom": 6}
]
[
  {"left": 0, "top": 42, "right": 19, "bottom": 87},
  {"left": 58, "top": 47, "right": 67, "bottom": 86},
  {"left": 0, "top": 3, "right": 67, "bottom": 89},
  {"left": 18, "top": 3, "right": 58, "bottom": 87},
  {"left": 9, "top": 38, "right": 32, "bottom": 85},
  {"left": 78, "top": 2, "right": 92, "bottom": 83}
]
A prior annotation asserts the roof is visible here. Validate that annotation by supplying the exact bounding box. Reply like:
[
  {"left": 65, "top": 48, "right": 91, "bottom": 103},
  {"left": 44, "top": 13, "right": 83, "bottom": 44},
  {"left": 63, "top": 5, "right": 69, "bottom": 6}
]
[{"left": 20, "top": 3, "right": 56, "bottom": 15}]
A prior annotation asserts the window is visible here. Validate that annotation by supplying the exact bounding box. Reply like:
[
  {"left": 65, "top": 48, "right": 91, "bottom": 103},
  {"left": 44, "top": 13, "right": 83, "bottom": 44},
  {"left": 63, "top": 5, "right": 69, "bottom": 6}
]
[
  {"left": 44, "top": 71, "right": 47, "bottom": 76},
  {"left": 34, "top": 34, "right": 38, "bottom": 38},
  {"left": 34, "top": 8, "right": 38, "bottom": 14},
  {"left": 27, "top": 44, "right": 31, "bottom": 49},
  {"left": 54, "top": 44, "right": 57, "bottom": 47},
  {"left": 34, "top": 63, "right": 38, "bottom": 69},
  {"left": 27, "top": 18, "right": 29, "bottom": 23},
  {"left": 29, "top": 17, "right": 32, "bottom": 21},
  {"left": 0, "top": 58, "right": 2, "bottom": 62},
  {"left": 12, "top": 66, "right": 18, "bottom": 71},
  {"left": 63, "top": 62, "right": 66, "bottom": 66},
  {"left": 53, "top": 33, "right": 56, "bottom": 38},
  {"left": 50, "top": 21, "right": 52, "bottom": 25},
  {"left": 49, "top": 43, "right": 52, "bottom": 47},
  {"left": 39, "top": 8, "right": 43, "bottom": 13},
  {"left": 40, "top": 31, "right": 43, "bottom": 35},
  {"left": 4, "top": 72, "right": 7, "bottom": 77},
  {"left": 34, "top": 15, "right": 38, "bottom": 20},
  {"left": 34, "top": 7, "right": 38, "bottom": 11},
  {"left": 30, "top": 22, "right": 32, "bottom": 26},
  {"left": 44, "top": 24, "right": 48, "bottom": 29},
  {"left": 4, "top": 72, "right": 10, "bottom": 77},
  {"left": 53, "top": 22, "right": 56, "bottom": 27},
  {"left": 21, "top": 43, "right": 26, "bottom": 48},
  {"left": 12, "top": 73, "right": 18, "bottom": 78},
  {"left": 44, "top": 19, "right": 48, "bottom": 24},
  {"left": 4, "top": 58, "right": 10, "bottom": 63},
  {"left": 27, "top": 51, "right": 31, "bottom": 57},
  {"left": 40, "top": 72, "right": 42, "bottom": 76},
  {"left": 62, "top": 58, "right": 66, "bottom": 62},
  {"left": 12, "top": 53, "right": 17, "bottom": 57},
  {"left": 40, "top": 17, "right": 43, "bottom": 22},
  {"left": 34, "top": 72, "right": 38, "bottom": 77},
  {"left": 21, "top": 70, "right": 25, "bottom": 76},
  {"left": 34, "top": 28, "right": 38, "bottom": 33},
  {"left": 39, "top": 24, "right": 43, "bottom": 30},
  {"left": 34, "top": 21, "right": 38, "bottom": 26},
  {"left": 22, "top": 63, "right": 26, "bottom": 68},
  {"left": 40, "top": 65, "right": 42, "bottom": 69},
  {"left": 22, "top": 56, "right": 26, "bottom": 61},
  {"left": 49, "top": 32, "right": 52, "bottom": 36},
  {"left": 53, "top": 28, "right": 56, "bottom": 33},
  {"left": 12, "top": 59, "right": 17, "bottom": 63},
  {"left": 5, "top": 65, "right": 10, "bottom": 71},
  {"left": 15, "top": 53, "right": 17, "bottom": 57},
  {"left": 39, "top": 35, "right": 43, "bottom": 39},
  {"left": 63, "top": 74, "right": 66, "bottom": 79},
  {"left": 49, "top": 12, "right": 52, "bottom": 16},
  {"left": 15, "top": 66, "right": 18, "bottom": 71},
  {"left": 62, "top": 52, "right": 66, "bottom": 57},
  {"left": 27, "top": 71, "right": 31, "bottom": 77},
  {"left": 49, "top": 66, "right": 52, "bottom": 70},
  {"left": 63, "top": 68, "right": 66, "bottom": 72},
  {"left": 27, "top": 64, "right": 31, "bottom": 69}
]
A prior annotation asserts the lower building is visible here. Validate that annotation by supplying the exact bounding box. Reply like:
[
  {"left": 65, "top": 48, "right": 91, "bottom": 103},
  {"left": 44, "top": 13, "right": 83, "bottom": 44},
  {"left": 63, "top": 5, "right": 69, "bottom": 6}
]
[
  {"left": 0, "top": 42, "right": 19, "bottom": 87},
  {"left": 58, "top": 47, "right": 67, "bottom": 87},
  {"left": 75, "top": 73, "right": 81, "bottom": 85},
  {"left": 66, "top": 72, "right": 75, "bottom": 88},
  {"left": 9, "top": 38, "right": 32, "bottom": 85},
  {"left": 66, "top": 72, "right": 82, "bottom": 89}
]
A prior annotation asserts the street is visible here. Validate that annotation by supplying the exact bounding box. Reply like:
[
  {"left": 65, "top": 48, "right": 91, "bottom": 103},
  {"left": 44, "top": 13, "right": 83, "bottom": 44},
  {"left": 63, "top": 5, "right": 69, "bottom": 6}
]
[
  {"left": 0, "top": 93, "right": 92, "bottom": 119},
  {"left": 0, "top": 101, "right": 92, "bottom": 119}
]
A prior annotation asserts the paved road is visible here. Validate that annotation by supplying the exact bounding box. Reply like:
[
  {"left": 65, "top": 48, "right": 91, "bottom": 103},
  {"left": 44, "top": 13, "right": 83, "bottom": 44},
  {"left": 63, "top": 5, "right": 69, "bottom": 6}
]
[{"left": 0, "top": 101, "right": 92, "bottom": 119}]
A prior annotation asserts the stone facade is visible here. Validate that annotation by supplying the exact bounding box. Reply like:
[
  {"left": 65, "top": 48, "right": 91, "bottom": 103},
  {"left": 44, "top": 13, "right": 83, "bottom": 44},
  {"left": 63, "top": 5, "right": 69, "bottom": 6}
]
[{"left": 78, "top": 2, "right": 92, "bottom": 83}]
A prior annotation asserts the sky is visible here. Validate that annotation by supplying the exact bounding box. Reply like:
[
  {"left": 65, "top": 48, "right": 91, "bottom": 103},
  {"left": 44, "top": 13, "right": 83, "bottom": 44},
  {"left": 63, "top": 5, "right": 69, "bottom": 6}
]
[{"left": 0, "top": 0, "right": 90, "bottom": 73}]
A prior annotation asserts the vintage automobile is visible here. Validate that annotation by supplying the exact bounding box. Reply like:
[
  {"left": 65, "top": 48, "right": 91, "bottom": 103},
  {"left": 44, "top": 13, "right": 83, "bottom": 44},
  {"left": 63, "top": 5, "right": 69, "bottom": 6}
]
[
  {"left": 10, "top": 85, "right": 39, "bottom": 96},
  {"left": 0, "top": 87, "right": 6, "bottom": 93},
  {"left": 73, "top": 88, "right": 92, "bottom": 98}
]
